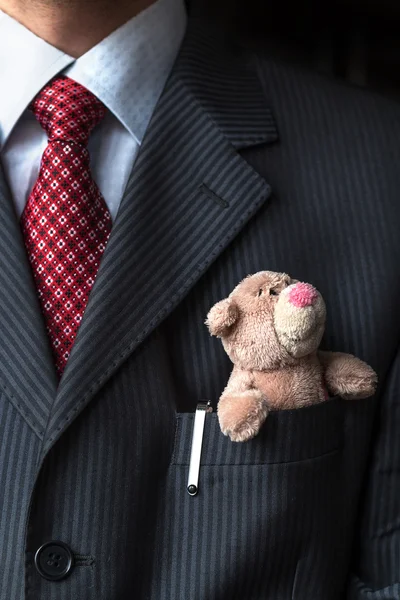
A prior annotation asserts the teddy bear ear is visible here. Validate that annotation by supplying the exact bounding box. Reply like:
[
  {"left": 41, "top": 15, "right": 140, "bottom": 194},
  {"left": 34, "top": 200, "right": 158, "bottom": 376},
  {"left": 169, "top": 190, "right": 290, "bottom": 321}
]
[{"left": 206, "top": 298, "right": 239, "bottom": 337}]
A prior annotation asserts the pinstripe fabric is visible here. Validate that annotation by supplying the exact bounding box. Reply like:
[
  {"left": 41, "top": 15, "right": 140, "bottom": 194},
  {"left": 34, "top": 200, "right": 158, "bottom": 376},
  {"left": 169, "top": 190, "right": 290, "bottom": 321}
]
[
  {"left": 0, "top": 394, "right": 41, "bottom": 600},
  {"left": 0, "top": 16, "right": 400, "bottom": 600},
  {"left": 154, "top": 417, "right": 346, "bottom": 600},
  {"left": 0, "top": 165, "right": 58, "bottom": 438},
  {"left": 26, "top": 332, "right": 177, "bottom": 599},
  {"left": 347, "top": 344, "right": 400, "bottom": 600}
]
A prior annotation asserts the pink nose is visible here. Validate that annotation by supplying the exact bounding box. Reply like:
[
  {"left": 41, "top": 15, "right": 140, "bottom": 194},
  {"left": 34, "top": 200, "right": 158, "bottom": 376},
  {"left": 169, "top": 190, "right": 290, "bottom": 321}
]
[{"left": 288, "top": 282, "right": 318, "bottom": 308}]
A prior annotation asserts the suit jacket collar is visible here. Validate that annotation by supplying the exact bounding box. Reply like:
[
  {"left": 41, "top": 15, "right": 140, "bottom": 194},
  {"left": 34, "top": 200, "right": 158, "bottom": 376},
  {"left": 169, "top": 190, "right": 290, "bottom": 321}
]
[
  {"left": 0, "top": 17, "right": 278, "bottom": 457},
  {"left": 0, "top": 166, "right": 58, "bottom": 441},
  {"left": 172, "top": 18, "right": 278, "bottom": 150}
]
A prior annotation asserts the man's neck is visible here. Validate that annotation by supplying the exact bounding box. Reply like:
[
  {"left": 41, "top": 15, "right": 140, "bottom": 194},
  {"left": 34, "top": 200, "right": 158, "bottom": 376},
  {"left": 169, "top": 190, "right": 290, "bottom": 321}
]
[{"left": 0, "top": 0, "right": 156, "bottom": 57}]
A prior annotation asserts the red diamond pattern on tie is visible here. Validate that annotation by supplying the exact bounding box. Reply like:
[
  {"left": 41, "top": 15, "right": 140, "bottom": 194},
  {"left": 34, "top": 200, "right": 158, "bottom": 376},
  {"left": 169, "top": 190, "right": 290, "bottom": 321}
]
[{"left": 21, "top": 75, "right": 112, "bottom": 377}]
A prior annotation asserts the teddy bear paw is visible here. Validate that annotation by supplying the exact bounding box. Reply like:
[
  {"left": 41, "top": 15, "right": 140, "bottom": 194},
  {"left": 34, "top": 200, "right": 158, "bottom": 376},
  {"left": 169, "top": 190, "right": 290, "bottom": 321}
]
[
  {"left": 341, "top": 369, "right": 378, "bottom": 400},
  {"left": 217, "top": 390, "right": 269, "bottom": 442}
]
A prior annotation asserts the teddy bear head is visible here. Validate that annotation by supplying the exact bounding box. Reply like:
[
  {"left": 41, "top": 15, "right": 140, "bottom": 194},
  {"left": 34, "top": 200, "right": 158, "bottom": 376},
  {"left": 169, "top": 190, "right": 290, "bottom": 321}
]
[{"left": 206, "top": 271, "right": 326, "bottom": 371}]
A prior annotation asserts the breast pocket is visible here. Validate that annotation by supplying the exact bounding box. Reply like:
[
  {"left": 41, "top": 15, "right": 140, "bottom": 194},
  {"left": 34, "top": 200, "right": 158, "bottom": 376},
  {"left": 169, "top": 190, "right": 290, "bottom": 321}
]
[
  {"left": 151, "top": 398, "right": 347, "bottom": 600},
  {"left": 172, "top": 396, "right": 344, "bottom": 466}
]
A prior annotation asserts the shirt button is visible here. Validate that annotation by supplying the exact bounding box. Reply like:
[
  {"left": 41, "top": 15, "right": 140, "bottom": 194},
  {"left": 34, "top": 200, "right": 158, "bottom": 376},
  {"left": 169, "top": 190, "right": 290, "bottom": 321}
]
[{"left": 34, "top": 541, "right": 74, "bottom": 581}]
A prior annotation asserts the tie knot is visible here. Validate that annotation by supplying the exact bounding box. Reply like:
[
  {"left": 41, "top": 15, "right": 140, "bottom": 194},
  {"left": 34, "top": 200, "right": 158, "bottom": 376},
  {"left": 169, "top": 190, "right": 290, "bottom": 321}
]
[{"left": 30, "top": 75, "right": 106, "bottom": 145}]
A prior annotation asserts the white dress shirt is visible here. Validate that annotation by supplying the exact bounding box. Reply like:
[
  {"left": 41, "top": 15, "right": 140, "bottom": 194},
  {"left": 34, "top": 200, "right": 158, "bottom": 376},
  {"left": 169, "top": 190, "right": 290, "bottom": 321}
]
[{"left": 0, "top": 0, "right": 187, "bottom": 221}]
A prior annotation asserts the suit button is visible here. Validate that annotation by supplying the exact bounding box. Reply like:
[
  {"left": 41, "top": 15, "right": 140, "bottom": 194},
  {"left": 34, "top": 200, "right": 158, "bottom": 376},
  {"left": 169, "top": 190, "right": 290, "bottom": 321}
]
[{"left": 34, "top": 541, "right": 74, "bottom": 581}]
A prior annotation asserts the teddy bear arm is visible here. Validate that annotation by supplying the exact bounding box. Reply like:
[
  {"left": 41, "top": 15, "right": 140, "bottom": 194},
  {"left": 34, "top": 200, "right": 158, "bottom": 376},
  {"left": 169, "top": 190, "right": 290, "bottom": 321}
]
[
  {"left": 318, "top": 350, "right": 377, "bottom": 400},
  {"left": 222, "top": 366, "right": 254, "bottom": 396},
  {"left": 218, "top": 367, "right": 268, "bottom": 442}
]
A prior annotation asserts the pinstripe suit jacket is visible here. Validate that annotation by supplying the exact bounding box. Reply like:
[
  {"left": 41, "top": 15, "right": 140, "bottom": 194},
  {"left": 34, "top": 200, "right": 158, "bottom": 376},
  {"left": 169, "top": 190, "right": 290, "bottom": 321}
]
[{"left": 0, "top": 16, "right": 399, "bottom": 600}]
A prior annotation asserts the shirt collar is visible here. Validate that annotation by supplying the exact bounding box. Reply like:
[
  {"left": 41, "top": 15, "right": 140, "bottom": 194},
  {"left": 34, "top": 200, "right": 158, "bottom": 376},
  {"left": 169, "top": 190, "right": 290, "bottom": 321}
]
[{"left": 0, "top": 0, "right": 187, "bottom": 149}]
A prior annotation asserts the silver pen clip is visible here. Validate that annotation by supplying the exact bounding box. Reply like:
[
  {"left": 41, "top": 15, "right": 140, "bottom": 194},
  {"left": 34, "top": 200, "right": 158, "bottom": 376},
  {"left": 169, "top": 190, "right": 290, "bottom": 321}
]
[{"left": 187, "top": 401, "right": 213, "bottom": 496}]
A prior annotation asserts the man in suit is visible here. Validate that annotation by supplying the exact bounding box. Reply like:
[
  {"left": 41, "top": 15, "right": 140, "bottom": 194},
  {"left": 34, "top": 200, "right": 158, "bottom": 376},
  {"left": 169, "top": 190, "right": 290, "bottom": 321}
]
[{"left": 0, "top": 0, "right": 399, "bottom": 597}]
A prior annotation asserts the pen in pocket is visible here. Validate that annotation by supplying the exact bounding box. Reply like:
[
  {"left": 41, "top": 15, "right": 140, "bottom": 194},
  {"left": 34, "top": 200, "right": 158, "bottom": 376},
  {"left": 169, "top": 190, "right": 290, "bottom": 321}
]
[{"left": 187, "top": 401, "right": 213, "bottom": 496}]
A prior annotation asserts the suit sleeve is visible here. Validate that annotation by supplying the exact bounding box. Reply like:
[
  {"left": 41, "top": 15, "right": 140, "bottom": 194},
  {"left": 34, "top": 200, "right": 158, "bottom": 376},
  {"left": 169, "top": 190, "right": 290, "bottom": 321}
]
[{"left": 346, "top": 344, "right": 400, "bottom": 599}]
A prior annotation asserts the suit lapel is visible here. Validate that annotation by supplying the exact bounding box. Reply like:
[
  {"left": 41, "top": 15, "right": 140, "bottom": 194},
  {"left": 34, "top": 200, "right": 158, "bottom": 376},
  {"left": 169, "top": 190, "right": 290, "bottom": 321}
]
[
  {"left": 0, "top": 163, "right": 58, "bottom": 440},
  {"left": 41, "top": 19, "right": 279, "bottom": 455}
]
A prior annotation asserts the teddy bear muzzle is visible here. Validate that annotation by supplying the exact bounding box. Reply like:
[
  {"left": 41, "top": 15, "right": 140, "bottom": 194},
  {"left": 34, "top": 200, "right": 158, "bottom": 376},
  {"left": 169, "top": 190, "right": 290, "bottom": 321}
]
[{"left": 273, "top": 282, "right": 326, "bottom": 358}]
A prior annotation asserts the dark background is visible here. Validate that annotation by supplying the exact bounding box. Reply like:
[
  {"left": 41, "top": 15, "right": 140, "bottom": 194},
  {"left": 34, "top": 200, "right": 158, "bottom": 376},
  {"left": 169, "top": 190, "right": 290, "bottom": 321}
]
[{"left": 192, "top": 0, "right": 400, "bottom": 100}]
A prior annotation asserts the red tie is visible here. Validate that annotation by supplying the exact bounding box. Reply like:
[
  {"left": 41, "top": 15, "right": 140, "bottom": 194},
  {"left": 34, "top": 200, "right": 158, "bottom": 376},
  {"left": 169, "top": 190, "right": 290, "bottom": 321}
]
[{"left": 21, "top": 75, "right": 112, "bottom": 377}]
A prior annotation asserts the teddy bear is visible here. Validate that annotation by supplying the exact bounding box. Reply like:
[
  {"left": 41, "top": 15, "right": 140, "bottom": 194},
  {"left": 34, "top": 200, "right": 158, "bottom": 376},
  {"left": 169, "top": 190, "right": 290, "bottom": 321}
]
[{"left": 206, "top": 271, "right": 378, "bottom": 442}]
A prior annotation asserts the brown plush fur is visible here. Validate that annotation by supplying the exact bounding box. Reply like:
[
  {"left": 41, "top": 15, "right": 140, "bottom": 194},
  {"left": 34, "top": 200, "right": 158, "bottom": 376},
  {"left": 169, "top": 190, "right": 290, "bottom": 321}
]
[{"left": 206, "top": 271, "right": 378, "bottom": 442}]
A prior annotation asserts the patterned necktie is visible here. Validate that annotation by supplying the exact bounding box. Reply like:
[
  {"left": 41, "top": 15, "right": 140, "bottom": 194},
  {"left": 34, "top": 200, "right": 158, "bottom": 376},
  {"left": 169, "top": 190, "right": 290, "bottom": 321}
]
[{"left": 21, "top": 75, "right": 112, "bottom": 377}]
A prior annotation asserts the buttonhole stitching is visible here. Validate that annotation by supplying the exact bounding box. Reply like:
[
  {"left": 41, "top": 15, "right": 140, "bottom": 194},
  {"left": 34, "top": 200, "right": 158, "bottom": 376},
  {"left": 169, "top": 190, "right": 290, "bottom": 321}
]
[
  {"left": 74, "top": 554, "right": 95, "bottom": 567},
  {"left": 200, "top": 183, "right": 230, "bottom": 208}
]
